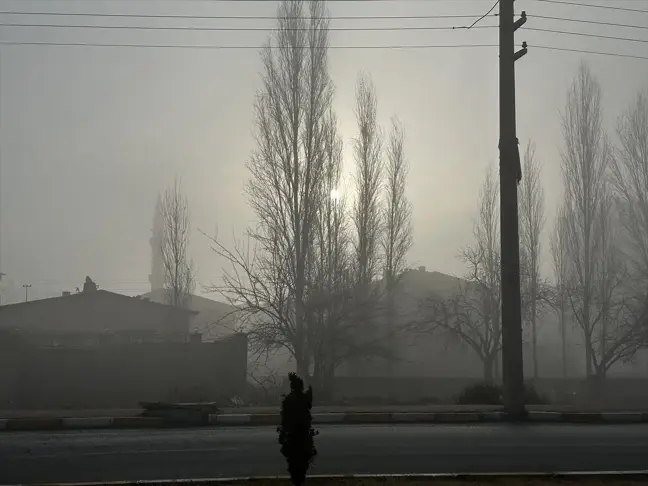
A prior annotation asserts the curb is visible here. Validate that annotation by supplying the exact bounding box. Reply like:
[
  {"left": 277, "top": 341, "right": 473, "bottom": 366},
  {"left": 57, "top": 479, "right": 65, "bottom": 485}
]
[
  {"left": 2, "top": 411, "right": 648, "bottom": 431},
  {"left": 5, "top": 471, "right": 648, "bottom": 486}
]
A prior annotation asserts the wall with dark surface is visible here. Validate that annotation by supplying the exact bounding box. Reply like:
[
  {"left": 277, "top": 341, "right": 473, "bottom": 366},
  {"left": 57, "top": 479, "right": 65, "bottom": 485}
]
[
  {"left": 0, "top": 333, "right": 247, "bottom": 409},
  {"left": 0, "top": 290, "right": 193, "bottom": 336}
]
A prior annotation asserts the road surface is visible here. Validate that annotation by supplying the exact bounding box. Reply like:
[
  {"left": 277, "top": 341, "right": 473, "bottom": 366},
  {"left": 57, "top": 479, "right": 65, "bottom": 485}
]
[{"left": 1, "top": 424, "right": 647, "bottom": 484}]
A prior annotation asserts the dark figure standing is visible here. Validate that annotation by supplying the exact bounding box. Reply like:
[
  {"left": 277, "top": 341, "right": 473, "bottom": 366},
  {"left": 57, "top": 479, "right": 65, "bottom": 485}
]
[
  {"left": 82, "top": 276, "right": 98, "bottom": 293},
  {"left": 277, "top": 373, "right": 318, "bottom": 486}
]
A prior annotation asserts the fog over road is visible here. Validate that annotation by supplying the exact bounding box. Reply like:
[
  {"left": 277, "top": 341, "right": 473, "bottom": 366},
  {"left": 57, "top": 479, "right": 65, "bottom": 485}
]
[{"left": 1, "top": 424, "right": 647, "bottom": 484}]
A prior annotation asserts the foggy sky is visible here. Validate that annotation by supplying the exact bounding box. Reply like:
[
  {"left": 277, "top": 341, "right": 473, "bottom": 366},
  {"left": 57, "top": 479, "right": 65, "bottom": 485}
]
[{"left": 1, "top": 0, "right": 647, "bottom": 302}]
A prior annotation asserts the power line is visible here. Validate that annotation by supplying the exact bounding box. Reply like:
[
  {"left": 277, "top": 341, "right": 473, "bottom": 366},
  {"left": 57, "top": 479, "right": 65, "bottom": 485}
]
[
  {"left": 0, "top": 11, "right": 499, "bottom": 21},
  {"left": 529, "top": 14, "right": 648, "bottom": 31},
  {"left": 1, "top": 40, "right": 647, "bottom": 61},
  {"left": 0, "top": 22, "right": 499, "bottom": 32},
  {"left": 0, "top": 40, "right": 500, "bottom": 49},
  {"left": 526, "top": 27, "right": 648, "bottom": 44},
  {"left": 466, "top": 0, "right": 499, "bottom": 29},
  {"left": 7, "top": 22, "right": 648, "bottom": 46},
  {"left": 532, "top": 43, "right": 648, "bottom": 60},
  {"left": 532, "top": 0, "right": 648, "bottom": 14},
  {"left": 11, "top": 0, "right": 484, "bottom": 2}
]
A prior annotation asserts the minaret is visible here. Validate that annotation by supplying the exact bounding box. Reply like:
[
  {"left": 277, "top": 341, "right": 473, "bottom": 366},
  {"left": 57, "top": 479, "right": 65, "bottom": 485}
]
[{"left": 149, "top": 195, "right": 165, "bottom": 293}]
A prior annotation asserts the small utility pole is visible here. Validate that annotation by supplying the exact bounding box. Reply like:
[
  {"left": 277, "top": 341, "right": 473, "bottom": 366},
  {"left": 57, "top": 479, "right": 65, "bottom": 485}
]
[
  {"left": 499, "top": 0, "right": 527, "bottom": 419},
  {"left": 0, "top": 273, "right": 5, "bottom": 306},
  {"left": 22, "top": 284, "right": 31, "bottom": 302}
]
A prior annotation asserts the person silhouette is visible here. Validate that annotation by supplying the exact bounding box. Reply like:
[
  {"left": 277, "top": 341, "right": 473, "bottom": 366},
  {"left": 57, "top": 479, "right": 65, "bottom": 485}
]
[
  {"left": 82, "top": 276, "right": 98, "bottom": 293},
  {"left": 277, "top": 373, "right": 317, "bottom": 486}
]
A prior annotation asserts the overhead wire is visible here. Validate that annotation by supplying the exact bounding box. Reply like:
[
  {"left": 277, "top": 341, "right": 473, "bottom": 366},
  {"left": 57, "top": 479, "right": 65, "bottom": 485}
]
[
  {"left": 531, "top": 44, "right": 648, "bottom": 60},
  {"left": 0, "top": 22, "right": 499, "bottom": 33},
  {"left": 0, "top": 40, "right": 501, "bottom": 49},
  {"left": 528, "top": 14, "right": 648, "bottom": 31},
  {"left": 531, "top": 0, "right": 648, "bottom": 14},
  {"left": 526, "top": 27, "right": 648, "bottom": 44},
  {"left": 466, "top": 0, "right": 499, "bottom": 29},
  {"left": 0, "top": 5, "right": 644, "bottom": 61},
  {"left": 0, "top": 40, "right": 645, "bottom": 61},
  {"left": 6, "top": 0, "right": 489, "bottom": 2},
  {"left": 0, "top": 11, "right": 500, "bottom": 21},
  {"left": 3, "top": 20, "right": 648, "bottom": 48},
  {"left": 3, "top": 22, "right": 648, "bottom": 46}
]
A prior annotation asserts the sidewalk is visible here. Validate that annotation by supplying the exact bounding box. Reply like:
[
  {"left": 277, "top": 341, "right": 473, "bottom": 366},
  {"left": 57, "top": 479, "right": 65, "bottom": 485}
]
[
  {"left": 2, "top": 405, "right": 648, "bottom": 431},
  {"left": 2, "top": 402, "right": 647, "bottom": 419},
  {"left": 0, "top": 404, "right": 504, "bottom": 419}
]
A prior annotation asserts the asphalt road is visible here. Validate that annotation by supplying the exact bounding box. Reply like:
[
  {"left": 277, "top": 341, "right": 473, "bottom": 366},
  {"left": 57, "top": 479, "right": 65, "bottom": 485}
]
[{"left": 1, "top": 424, "right": 648, "bottom": 484}]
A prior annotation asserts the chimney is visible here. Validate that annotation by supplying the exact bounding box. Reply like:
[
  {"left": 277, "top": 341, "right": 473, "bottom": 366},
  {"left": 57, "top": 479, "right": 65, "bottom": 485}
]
[
  {"left": 418, "top": 266, "right": 426, "bottom": 272},
  {"left": 62, "top": 291, "right": 71, "bottom": 297}
]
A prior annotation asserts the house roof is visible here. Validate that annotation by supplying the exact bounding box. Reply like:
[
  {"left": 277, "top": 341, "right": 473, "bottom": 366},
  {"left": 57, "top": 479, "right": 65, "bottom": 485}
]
[
  {"left": 141, "top": 289, "right": 235, "bottom": 314},
  {"left": 142, "top": 290, "right": 239, "bottom": 339},
  {"left": 0, "top": 290, "right": 198, "bottom": 315},
  {"left": 396, "top": 269, "right": 465, "bottom": 298},
  {"left": 144, "top": 288, "right": 236, "bottom": 308}
]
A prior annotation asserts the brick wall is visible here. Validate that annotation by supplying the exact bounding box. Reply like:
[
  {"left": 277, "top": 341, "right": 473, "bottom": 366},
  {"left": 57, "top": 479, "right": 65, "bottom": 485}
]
[{"left": 0, "top": 333, "right": 247, "bottom": 409}]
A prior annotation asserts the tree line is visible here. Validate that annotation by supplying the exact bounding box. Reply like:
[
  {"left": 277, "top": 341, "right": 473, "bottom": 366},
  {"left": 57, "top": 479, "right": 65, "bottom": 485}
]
[
  {"left": 420, "top": 62, "right": 648, "bottom": 388},
  {"left": 153, "top": 1, "right": 648, "bottom": 393},
  {"left": 202, "top": 0, "right": 413, "bottom": 395}
]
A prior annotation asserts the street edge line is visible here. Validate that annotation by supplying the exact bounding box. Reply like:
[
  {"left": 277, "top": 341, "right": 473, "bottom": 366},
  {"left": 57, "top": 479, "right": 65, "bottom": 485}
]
[{"left": 6, "top": 470, "right": 648, "bottom": 486}]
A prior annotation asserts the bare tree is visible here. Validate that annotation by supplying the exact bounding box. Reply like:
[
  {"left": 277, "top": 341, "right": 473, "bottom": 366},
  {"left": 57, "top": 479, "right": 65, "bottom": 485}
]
[
  {"left": 421, "top": 166, "right": 501, "bottom": 383},
  {"left": 306, "top": 110, "right": 353, "bottom": 395},
  {"left": 345, "top": 72, "right": 386, "bottom": 376},
  {"left": 560, "top": 62, "right": 624, "bottom": 382},
  {"left": 588, "top": 181, "right": 640, "bottom": 380},
  {"left": 381, "top": 116, "right": 413, "bottom": 290},
  {"left": 611, "top": 89, "right": 648, "bottom": 347},
  {"left": 611, "top": 90, "right": 648, "bottom": 282},
  {"left": 159, "top": 176, "right": 195, "bottom": 308},
  {"left": 550, "top": 203, "right": 571, "bottom": 378},
  {"left": 376, "top": 116, "right": 413, "bottom": 373},
  {"left": 519, "top": 140, "right": 546, "bottom": 380},
  {"left": 352, "top": 72, "right": 384, "bottom": 286},
  {"left": 209, "top": 0, "right": 334, "bottom": 378}
]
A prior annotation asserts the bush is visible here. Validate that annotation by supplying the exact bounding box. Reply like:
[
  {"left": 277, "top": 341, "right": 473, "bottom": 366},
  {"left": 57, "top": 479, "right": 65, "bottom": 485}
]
[
  {"left": 455, "top": 383, "right": 503, "bottom": 405},
  {"left": 524, "top": 384, "right": 549, "bottom": 405},
  {"left": 455, "top": 382, "right": 551, "bottom": 406}
]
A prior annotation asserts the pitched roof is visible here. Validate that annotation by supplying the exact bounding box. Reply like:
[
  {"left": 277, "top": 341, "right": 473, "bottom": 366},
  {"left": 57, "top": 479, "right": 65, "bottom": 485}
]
[
  {"left": 141, "top": 289, "right": 235, "bottom": 315},
  {"left": 0, "top": 289, "right": 198, "bottom": 315},
  {"left": 142, "top": 290, "right": 239, "bottom": 340}
]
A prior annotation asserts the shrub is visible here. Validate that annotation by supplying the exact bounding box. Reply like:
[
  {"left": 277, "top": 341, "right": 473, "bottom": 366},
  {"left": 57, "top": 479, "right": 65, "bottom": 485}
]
[
  {"left": 455, "top": 383, "right": 503, "bottom": 405},
  {"left": 524, "top": 384, "right": 549, "bottom": 405},
  {"left": 455, "top": 382, "right": 551, "bottom": 406},
  {"left": 277, "top": 373, "right": 318, "bottom": 486}
]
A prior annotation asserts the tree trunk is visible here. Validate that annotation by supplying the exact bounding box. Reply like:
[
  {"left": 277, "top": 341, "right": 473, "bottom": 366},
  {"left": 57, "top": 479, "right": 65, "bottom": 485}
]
[
  {"left": 295, "top": 342, "right": 310, "bottom": 382},
  {"left": 560, "top": 303, "right": 567, "bottom": 378},
  {"left": 483, "top": 355, "right": 495, "bottom": 384},
  {"left": 531, "top": 297, "right": 538, "bottom": 380},
  {"left": 588, "top": 367, "right": 606, "bottom": 401}
]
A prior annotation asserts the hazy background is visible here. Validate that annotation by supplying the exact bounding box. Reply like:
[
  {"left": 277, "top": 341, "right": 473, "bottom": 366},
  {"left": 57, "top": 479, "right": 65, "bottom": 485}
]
[{"left": 1, "top": 0, "right": 647, "bottom": 302}]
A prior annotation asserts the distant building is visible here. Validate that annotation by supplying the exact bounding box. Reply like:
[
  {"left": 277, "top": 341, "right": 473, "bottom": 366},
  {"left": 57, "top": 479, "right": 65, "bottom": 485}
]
[
  {"left": 142, "top": 288, "right": 238, "bottom": 342},
  {"left": 0, "top": 278, "right": 198, "bottom": 347}
]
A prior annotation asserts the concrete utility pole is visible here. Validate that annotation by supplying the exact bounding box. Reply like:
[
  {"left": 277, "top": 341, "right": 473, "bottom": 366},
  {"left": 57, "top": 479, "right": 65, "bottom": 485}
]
[
  {"left": 22, "top": 284, "right": 31, "bottom": 302},
  {"left": 499, "top": 0, "right": 527, "bottom": 419}
]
